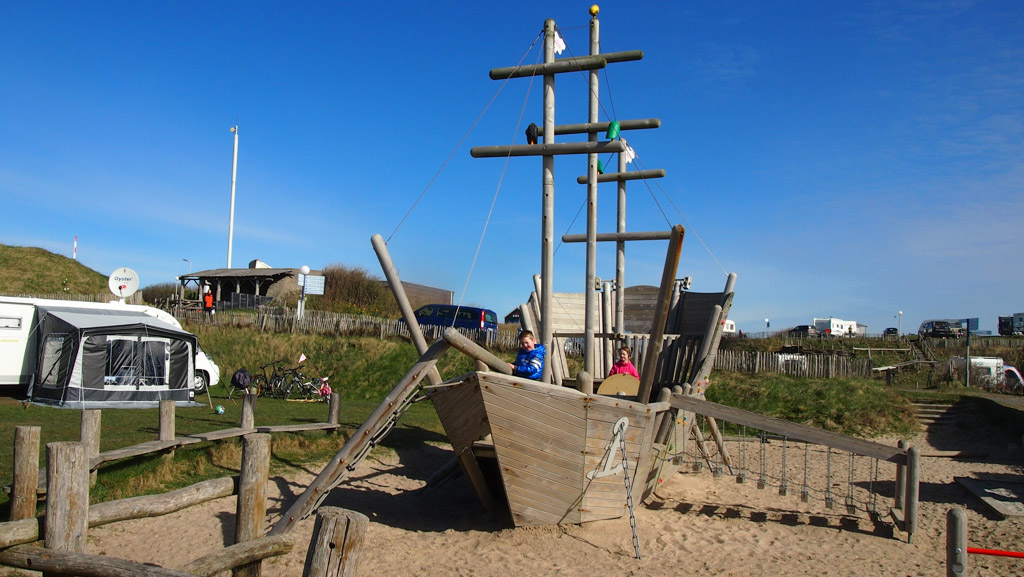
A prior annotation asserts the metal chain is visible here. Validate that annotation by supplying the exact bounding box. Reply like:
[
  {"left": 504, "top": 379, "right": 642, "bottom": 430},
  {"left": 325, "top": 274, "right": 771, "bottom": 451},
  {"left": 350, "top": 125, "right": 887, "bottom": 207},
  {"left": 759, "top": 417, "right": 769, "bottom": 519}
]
[
  {"left": 801, "top": 442, "right": 809, "bottom": 502},
  {"left": 825, "top": 447, "right": 834, "bottom": 508},
  {"left": 618, "top": 429, "right": 641, "bottom": 560},
  {"left": 869, "top": 458, "right": 879, "bottom": 514},
  {"left": 758, "top": 431, "right": 767, "bottom": 489},
  {"left": 779, "top": 436, "right": 788, "bottom": 495},
  {"left": 846, "top": 452, "right": 856, "bottom": 512}
]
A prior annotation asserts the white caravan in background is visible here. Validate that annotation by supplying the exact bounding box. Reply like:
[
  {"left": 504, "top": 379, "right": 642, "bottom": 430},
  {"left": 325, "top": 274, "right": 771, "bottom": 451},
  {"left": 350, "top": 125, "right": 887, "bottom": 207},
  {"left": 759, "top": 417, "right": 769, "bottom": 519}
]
[{"left": 0, "top": 296, "right": 219, "bottom": 394}]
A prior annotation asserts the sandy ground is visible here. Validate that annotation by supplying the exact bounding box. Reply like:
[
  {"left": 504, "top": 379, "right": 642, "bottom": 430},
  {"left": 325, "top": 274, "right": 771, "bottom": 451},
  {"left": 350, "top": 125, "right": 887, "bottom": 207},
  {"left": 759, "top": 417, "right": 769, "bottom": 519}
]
[{"left": 6, "top": 400, "right": 1024, "bottom": 577}]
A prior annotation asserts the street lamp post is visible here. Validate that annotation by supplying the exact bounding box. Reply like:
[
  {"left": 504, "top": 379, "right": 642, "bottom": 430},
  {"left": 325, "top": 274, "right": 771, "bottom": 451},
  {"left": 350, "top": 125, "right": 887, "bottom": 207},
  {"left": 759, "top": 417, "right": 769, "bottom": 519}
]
[
  {"left": 898, "top": 310, "right": 903, "bottom": 336},
  {"left": 765, "top": 318, "right": 770, "bottom": 336},
  {"left": 182, "top": 258, "right": 192, "bottom": 274}
]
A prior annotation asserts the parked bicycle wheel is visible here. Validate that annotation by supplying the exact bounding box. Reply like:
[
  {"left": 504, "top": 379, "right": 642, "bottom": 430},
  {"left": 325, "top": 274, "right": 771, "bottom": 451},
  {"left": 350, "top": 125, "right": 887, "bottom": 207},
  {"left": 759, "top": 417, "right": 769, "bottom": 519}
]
[{"left": 251, "top": 374, "right": 269, "bottom": 398}]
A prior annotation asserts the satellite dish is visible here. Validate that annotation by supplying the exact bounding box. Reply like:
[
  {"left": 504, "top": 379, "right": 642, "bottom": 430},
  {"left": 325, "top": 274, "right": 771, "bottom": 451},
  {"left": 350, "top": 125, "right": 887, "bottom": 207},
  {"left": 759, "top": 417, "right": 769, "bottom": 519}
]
[{"left": 108, "top": 267, "right": 140, "bottom": 299}]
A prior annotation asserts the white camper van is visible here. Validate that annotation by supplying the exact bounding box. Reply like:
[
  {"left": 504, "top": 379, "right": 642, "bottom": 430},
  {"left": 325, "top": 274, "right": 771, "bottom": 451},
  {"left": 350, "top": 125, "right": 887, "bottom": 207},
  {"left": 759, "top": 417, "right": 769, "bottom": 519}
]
[
  {"left": 0, "top": 297, "right": 219, "bottom": 400},
  {"left": 951, "top": 356, "right": 1005, "bottom": 389}
]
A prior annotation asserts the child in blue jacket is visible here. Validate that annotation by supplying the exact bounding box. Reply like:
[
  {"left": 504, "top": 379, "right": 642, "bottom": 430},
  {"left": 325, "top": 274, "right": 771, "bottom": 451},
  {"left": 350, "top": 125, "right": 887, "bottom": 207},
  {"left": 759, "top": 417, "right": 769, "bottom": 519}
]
[{"left": 510, "top": 329, "right": 545, "bottom": 380}]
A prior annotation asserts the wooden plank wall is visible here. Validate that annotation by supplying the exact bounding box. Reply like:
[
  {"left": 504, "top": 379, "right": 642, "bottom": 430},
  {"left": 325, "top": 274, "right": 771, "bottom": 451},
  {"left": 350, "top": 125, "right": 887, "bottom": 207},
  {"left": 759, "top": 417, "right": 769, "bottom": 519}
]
[{"left": 478, "top": 378, "right": 589, "bottom": 526}]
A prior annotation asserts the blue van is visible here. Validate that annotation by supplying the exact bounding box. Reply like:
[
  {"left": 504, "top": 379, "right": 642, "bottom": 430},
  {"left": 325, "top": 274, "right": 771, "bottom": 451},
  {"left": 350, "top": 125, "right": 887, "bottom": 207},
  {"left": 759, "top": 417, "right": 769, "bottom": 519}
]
[{"left": 412, "top": 304, "right": 498, "bottom": 333}]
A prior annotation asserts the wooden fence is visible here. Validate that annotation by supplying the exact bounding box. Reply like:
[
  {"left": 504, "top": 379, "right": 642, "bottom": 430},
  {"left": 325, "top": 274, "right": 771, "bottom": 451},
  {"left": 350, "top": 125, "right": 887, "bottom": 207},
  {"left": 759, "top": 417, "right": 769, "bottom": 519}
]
[
  {"left": 713, "top": 349, "right": 872, "bottom": 379},
  {"left": 2, "top": 396, "right": 367, "bottom": 576},
  {"left": 178, "top": 308, "right": 522, "bottom": 350}
]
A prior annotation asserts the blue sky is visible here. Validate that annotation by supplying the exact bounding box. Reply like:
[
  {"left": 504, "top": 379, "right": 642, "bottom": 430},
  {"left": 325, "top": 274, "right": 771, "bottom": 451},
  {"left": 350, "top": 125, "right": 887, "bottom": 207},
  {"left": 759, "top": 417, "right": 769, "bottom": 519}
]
[{"left": 2, "top": 1, "right": 1022, "bottom": 334}]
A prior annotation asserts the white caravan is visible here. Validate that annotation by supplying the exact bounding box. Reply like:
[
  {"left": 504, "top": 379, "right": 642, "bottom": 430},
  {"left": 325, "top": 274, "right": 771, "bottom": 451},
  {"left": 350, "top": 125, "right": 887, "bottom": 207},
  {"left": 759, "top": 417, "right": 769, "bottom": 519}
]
[{"left": 0, "top": 296, "right": 219, "bottom": 394}]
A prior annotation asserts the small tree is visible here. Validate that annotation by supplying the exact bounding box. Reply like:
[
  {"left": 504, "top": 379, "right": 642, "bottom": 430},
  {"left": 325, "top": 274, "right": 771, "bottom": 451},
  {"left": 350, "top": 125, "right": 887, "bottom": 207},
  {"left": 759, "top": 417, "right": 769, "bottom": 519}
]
[{"left": 318, "top": 264, "right": 399, "bottom": 317}]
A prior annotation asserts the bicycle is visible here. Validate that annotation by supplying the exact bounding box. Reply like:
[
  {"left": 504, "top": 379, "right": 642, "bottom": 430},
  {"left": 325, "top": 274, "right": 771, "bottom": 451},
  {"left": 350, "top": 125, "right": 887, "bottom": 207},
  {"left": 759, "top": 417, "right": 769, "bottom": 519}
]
[
  {"left": 243, "top": 359, "right": 287, "bottom": 399},
  {"left": 287, "top": 375, "right": 332, "bottom": 402}
]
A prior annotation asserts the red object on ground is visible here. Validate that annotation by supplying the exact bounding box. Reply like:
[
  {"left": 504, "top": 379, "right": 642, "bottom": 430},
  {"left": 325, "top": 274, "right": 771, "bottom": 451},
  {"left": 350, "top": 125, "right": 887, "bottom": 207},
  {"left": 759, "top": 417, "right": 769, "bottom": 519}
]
[{"left": 968, "top": 547, "right": 1024, "bottom": 559}]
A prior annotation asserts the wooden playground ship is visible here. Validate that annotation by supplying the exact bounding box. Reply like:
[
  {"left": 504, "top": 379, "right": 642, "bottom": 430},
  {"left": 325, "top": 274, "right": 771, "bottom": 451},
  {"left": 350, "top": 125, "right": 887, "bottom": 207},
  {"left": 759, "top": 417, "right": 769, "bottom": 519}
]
[{"left": 271, "top": 8, "right": 738, "bottom": 534}]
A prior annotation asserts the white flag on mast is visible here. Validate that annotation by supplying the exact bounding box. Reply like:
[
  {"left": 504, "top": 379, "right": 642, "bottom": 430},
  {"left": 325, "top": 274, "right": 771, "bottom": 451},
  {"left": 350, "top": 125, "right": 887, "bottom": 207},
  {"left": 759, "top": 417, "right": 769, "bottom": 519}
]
[
  {"left": 553, "top": 30, "right": 567, "bottom": 55},
  {"left": 622, "top": 138, "right": 637, "bottom": 164}
]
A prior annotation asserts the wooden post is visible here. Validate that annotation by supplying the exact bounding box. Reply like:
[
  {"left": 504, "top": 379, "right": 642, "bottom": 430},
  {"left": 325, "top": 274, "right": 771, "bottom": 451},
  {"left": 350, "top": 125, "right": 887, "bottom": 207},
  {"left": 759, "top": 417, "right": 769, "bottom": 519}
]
[
  {"left": 904, "top": 446, "right": 920, "bottom": 543},
  {"left": 303, "top": 506, "right": 369, "bottom": 577},
  {"left": 159, "top": 401, "right": 175, "bottom": 441},
  {"left": 577, "top": 370, "right": 593, "bottom": 395},
  {"left": 895, "top": 439, "right": 908, "bottom": 511},
  {"left": 11, "top": 426, "right": 40, "bottom": 521},
  {"left": 44, "top": 442, "right": 89, "bottom": 577},
  {"left": 653, "top": 387, "right": 673, "bottom": 444},
  {"left": 80, "top": 410, "right": 101, "bottom": 487},
  {"left": 234, "top": 433, "right": 271, "bottom": 577},
  {"left": 241, "top": 394, "right": 257, "bottom": 430},
  {"left": 328, "top": 391, "right": 342, "bottom": 426},
  {"left": 946, "top": 507, "right": 968, "bottom": 577}
]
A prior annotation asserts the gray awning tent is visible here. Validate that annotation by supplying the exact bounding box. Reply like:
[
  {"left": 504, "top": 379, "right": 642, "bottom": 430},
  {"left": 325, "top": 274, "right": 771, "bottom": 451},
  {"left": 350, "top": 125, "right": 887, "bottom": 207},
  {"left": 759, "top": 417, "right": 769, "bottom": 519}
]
[{"left": 28, "top": 305, "right": 198, "bottom": 408}]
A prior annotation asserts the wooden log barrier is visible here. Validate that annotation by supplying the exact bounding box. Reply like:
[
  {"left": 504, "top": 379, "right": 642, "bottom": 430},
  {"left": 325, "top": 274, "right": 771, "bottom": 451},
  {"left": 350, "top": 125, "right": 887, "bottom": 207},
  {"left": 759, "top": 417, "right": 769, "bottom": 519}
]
[
  {"left": 181, "top": 535, "right": 293, "bottom": 577},
  {"left": 947, "top": 507, "right": 967, "bottom": 577},
  {"left": 895, "top": 439, "right": 908, "bottom": 511},
  {"left": 303, "top": 507, "right": 369, "bottom": 577},
  {"left": 233, "top": 433, "right": 271, "bottom": 577},
  {"left": 159, "top": 400, "right": 176, "bottom": 441},
  {"left": 0, "top": 517, "right": 41, "bottom": 548},
  {"left": 11, "top": 426, "right": 40, "bottom": 521},
  {"left": 904, "top": 446, "right": 920, "bottom": 544},
  {"left": 44, "top": 441, "right": 89, "bottom": 577},
  {"left": 328, "top": 392, "right": 342, "bottom": 426},
  {"left": 88, "top": 477, "right": 236, "bottom": 528},
  {"left": 80, "top": 410, "right": 101, "bottom": 487},
  {"left": 241, "top": 395, "right": 257, "bottom": 430},
  {"left": 0, "top": 544, "right": 202, "bottom": 577}
]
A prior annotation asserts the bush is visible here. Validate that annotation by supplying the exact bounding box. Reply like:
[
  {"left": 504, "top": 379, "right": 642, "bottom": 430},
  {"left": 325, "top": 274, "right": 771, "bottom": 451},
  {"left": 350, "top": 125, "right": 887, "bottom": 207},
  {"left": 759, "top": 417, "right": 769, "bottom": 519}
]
[
  {"left": 141, "top": 282, "right": 178, "bottom": 304},
  {"left": 316, "top": 264, "right": 400, "bottom": 317}
]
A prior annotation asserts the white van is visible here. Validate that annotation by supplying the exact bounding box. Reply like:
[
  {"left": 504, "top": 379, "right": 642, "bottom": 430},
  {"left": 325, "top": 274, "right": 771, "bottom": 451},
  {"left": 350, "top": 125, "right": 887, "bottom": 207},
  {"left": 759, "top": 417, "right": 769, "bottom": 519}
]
[{"left": 0, "top": 296, "right": 219, "bottom": 393}]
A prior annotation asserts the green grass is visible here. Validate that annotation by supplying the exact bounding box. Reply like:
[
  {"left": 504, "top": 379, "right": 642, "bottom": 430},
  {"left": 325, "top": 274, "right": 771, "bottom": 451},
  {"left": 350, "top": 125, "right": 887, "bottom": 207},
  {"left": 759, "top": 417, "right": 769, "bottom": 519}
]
[
  {"left": 706, "top": 371, "right": 918, "bottom": 438},
  {"left": 0, "top": 244, "right": 109, "bottom": 294}
]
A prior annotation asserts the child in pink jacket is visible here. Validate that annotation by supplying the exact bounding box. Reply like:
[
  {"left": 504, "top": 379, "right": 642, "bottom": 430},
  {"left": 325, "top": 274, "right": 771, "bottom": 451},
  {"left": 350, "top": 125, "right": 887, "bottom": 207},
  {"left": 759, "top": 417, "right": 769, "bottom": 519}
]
[{"left": 608, "top": 346, "right": 639, "bottom": 378}]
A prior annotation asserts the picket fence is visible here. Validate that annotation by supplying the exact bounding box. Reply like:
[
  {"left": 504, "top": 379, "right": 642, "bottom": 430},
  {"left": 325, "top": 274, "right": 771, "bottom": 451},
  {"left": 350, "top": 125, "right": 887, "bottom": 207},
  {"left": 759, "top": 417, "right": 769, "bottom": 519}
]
[
  {"left": 177, "top": 307, "right": 522, "bottom": 350},
  {"left": 713, "top": 349, "right": 872, "bottom": 379}
]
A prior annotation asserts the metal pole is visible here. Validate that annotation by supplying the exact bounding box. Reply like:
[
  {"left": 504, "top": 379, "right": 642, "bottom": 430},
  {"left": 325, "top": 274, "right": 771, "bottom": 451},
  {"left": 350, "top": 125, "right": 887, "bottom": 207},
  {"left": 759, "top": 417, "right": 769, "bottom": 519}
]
[
  {"left": 964, "top": 318, "right": 970, "bottom": 389},
  {"left": 584, "top": 13, "right": 599, "bottom": 376},
  {"left": 227, "top": 125, "right": 239, "bottom": 269},
  {"left": 540, "top": 19, "right": 555, "bottom": 384},
  {"left": 616, "top": 126, "right": 626, "bottom": 336}
]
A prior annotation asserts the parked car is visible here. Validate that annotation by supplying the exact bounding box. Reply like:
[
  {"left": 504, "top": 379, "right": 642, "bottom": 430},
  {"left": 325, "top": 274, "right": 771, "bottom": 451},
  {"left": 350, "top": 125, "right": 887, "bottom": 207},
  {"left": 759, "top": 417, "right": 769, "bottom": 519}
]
[
  {"left": 789, "top": 325, "right": 818, "bottom": 337},
  {"left": 918, "top": 320, "right": 953, "bottom": 338},
  {"left": 408, "top": 304, "right": 499, "bottom": 334},
  {"left": 883, "top": 327, "right": 899, "bottom": 336}
]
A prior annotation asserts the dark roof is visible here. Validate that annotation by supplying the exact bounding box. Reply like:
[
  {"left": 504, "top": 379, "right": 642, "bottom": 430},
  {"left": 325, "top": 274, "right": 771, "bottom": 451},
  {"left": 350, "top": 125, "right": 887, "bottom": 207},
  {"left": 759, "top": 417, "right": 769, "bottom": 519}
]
[{"left": 182, "top": 268, "right": 307, "bottom": 280}]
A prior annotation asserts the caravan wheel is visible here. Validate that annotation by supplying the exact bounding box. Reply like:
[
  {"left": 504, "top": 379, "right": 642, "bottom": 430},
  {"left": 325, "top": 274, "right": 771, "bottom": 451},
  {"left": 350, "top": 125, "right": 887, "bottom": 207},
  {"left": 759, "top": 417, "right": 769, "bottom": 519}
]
[{"left": 194, "top": 372, "right": 209, "bottom": 394}]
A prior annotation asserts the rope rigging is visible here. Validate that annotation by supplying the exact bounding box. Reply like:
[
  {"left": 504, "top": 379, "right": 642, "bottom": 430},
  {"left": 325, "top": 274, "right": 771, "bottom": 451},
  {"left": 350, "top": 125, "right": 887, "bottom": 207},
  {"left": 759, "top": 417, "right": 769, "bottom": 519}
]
[{"left": 385, "top": 31, "right": 543, "bottom": 245}]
